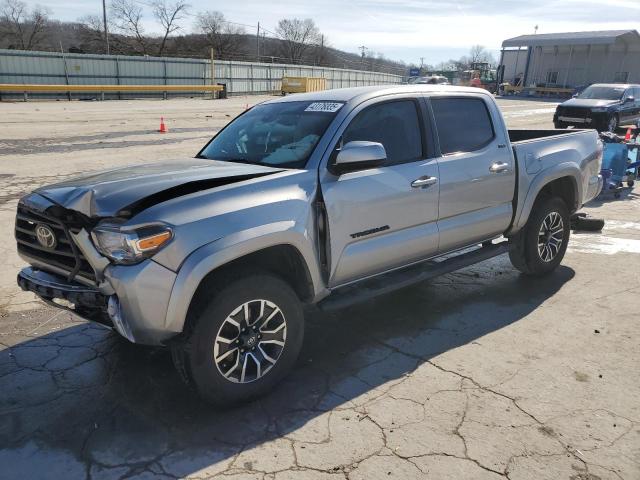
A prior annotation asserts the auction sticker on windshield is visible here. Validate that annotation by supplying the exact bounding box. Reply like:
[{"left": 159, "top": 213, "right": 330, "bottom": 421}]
[{"left": 305, "top": 102, "right": 344, "bottom": 113}]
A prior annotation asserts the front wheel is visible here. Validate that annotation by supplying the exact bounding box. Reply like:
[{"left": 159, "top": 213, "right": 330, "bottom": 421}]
[
  {"left": 172, "top": 271, "right": 304, "bottom": 405},
  {"left": 509, "top": 196, "right": 570, "bottom": 276}
]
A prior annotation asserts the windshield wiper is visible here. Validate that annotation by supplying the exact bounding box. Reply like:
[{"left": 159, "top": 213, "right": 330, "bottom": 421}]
[{"left": 221, "top": 157, "right": 253, "bottom": 163}]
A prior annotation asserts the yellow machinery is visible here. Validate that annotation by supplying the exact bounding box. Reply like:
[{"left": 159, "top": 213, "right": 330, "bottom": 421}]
[{"left": 281, "top": 77, "right": 326, "bottom": 95}]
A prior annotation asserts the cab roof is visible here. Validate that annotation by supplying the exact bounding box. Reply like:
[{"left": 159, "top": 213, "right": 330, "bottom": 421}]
[{"left": 264, "top": 84, "right": 490, "bottom": 107}]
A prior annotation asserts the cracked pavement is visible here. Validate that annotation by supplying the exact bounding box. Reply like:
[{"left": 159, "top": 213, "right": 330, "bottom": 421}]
[{"left": 1, "top": 97, "right": 639, "bottom": 479}]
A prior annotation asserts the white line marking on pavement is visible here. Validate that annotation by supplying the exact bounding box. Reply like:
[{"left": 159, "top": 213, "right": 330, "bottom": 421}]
[{"left": 569, "top": 235, "right": 640, "bottom": 255}]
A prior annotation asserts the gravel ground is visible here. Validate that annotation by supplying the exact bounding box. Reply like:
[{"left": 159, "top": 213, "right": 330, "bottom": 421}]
[{"left": 0, "top": 94, "right": 638, "bottom": 480}]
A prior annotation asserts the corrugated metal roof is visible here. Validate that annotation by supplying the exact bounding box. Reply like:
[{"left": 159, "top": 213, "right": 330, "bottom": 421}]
[{"left": 502, "top": 29, "right": 640, "bottom": 47}]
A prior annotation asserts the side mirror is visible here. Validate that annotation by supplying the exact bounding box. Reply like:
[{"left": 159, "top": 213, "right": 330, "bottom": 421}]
[
  {"left": 332, "top": 141, "right": 387, "bottom": 174},
  {"left": 624, "top": 96, "right": 635, "bottom": 104}
]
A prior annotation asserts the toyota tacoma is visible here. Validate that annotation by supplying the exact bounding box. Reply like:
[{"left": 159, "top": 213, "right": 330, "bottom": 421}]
[{"left": 16, "top": 85, "right": 603, "bottom": 404}]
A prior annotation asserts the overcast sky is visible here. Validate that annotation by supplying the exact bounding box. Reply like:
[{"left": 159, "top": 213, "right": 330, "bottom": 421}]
[{"left": 31, "top": 0, "right": 640, "bottom": 64}]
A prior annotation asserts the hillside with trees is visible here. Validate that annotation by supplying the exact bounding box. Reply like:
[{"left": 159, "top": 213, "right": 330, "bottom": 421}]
[
  {"left": 0, "top": 0, "right": 495, "bottom": 76},
  {"left": 0, "top": 0, "right": 408, "bottom": 74}
]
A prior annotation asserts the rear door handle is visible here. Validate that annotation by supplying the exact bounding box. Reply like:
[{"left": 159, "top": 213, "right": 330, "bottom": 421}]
[
  {"left": 489, "top": 162, "right": 510, "bottom": 173},
  {"left": 411, "top": 176, "right": 438, "bottom": 188}
]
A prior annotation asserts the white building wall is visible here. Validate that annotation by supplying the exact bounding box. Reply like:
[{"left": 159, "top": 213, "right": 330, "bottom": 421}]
[
  {"left": 501, "top": 48, "right": 529, "bottom": 84},
  {"left": 501, "top": 39, "right": 640, "bottom": 88}
]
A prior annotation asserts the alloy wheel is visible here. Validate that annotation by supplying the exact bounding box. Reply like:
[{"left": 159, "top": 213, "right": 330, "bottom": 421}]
[
  {"left": 213, "top": 299, "right": 287, "bottom": 384},
  {"left": 537, "top": 212, "right": 564, "bottom": 262}
]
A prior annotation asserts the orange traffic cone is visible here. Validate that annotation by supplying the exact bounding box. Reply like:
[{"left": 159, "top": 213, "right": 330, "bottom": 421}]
[
  {"left": 159, "top": 117, "right": 168, "bottom": 133},
  {"left": 624, "top": 126, "right": 632, "bottom": 141}
]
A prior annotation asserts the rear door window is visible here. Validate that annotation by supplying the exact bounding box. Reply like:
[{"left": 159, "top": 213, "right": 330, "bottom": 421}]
[
  {"left": 431, "top": 97, "right": 495, "bottom": 155},
  {"left": 342, "top": 100, "right": 423, "bottom": 165}
]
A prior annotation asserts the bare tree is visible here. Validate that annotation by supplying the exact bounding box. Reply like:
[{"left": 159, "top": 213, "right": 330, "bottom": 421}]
[
  {"left": 195, "top": 10, "right": 244, "bottom": 59},
  {"left": 77, "top": 15, "right": 108, "bottom": 52},
  {"left": 151, "top": 0, "right": 189, "bottom": 56},
  {"left": 0, "top": 0, "right": 49, "bottom": 50},
  {"left": 468, "top": 45, "right": 495, "bottom": 66},
  {"left": 275, "top": 18, "right": 321, "bottom": 63},
  {"left": 110, "top": 0, "right": 147, "bottom": 54}
]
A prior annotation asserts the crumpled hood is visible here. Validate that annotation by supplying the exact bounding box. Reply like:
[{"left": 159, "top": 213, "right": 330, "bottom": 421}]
[
  {"left": 560, "top": 98, "right": 620, "bottom": 109},
  {"left": 34, "top": 158, "right": 285, "bottom": 218}
]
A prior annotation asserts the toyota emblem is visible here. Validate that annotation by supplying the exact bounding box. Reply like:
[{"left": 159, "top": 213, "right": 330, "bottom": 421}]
[{"left": 35, "top": 224, "right": 57, "bottom": 249}]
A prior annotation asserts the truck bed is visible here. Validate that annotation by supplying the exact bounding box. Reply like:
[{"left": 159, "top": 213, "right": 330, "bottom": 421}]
[
  {"left": 508, "top": 129, "right": 590, "bottom": 143},
  {"left": 508, "top": 127, "right": 602, "bottom": 232}
]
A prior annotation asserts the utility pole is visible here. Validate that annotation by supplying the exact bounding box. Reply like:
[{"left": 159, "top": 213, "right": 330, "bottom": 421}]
[
  {"left": 317, "top": 34, "right": 324, "bottom": 66},
  {"left": 358, "top": 45, "right": 367, "bottom": 69},
  {"left": 256, "top": 22, "right": 260, "bottom": 62},
  {"left": 534, "top": 25, "right": 539, "bottom": 34},
  {"left": 102, "top": 0, "right": 110, "bottom": 54}
]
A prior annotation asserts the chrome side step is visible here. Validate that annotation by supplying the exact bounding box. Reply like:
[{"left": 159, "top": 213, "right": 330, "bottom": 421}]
[{"left": 318, "top": 242, "right": 509, "bottom": 311}]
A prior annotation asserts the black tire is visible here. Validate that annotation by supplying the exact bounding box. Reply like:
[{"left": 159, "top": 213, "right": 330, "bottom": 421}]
[
  {"left": 572, "top": 216, "right": 605, "bottom": 232},
  {"left": 628, "top": 179, "right": 635, "bottom": 188},
  {"left": 172, "top": 270, "right": 304, "bottom": 406},
  {"left": 509, "top": 196, "right": 570, "bottom": 276},
  {"left": 554, "top": 121, "right": 567, "bottom": 129}
]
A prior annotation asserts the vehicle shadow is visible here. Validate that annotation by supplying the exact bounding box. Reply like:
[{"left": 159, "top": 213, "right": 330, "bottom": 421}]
[{"left": 0, "top": 257, "right": 575, "bottom": 477}]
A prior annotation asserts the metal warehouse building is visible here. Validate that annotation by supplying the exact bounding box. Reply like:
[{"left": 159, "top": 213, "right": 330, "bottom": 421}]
[{"left": 498, "top": 30, "right": 640, "bottom": 89}]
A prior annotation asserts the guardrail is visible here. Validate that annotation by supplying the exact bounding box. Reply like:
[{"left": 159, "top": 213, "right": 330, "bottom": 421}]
[{"left": 0, "top": 83, "right": 223, "bottom": 101}]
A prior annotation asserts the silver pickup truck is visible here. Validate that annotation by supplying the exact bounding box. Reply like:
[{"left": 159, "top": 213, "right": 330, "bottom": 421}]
[{"left": 16, "top": 85, "right": 603, "bottom": 404}]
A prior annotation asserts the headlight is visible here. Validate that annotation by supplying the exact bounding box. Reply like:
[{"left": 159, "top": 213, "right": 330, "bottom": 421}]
[
  {"left": 591, "top": 107, "right": 608, "bottom": 113},
  {"left": 92, "top": 222, "right": 173, "bottom": 265}
]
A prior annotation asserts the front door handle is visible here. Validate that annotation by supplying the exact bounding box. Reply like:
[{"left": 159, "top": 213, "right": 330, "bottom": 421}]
[
  {"left": 489, "top": 162, "right": 510, "bottom": 173},
  {"left": 411, "top": 176, "right": 438, "bottom": 188}
]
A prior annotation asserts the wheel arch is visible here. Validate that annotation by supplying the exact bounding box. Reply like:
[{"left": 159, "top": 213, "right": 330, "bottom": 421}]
[
  {"left": 537, "top": 176, "right": 578, "bottom": 211},
  {"left": 511, "top": 165, "right": 581, "bottom": 234},
  {"left": 164, "top": 229, "right": 326, "bottom": 335}
]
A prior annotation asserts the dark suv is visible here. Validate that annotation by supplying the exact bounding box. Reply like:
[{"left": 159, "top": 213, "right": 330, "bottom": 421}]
[{"left": 554, "top": 83, "right": 640, "bottom": 132}]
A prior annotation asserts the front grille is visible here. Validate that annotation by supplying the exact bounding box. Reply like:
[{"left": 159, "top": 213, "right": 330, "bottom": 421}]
[
  {"left": 558, "top": 107, "right": 591, "bottom": 118},
  {"left": 15, "top": 205, "right": 96, "bottom": 283}
]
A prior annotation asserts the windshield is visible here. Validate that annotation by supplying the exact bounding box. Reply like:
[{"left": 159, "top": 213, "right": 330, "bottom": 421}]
[
  {"left": 577, "top": 86, "right": 625, "bottom": 100},
  {"left": 198, "top": 101, "right": 342, "bottom": 169}
]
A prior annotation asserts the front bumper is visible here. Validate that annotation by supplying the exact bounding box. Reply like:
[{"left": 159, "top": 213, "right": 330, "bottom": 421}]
[
  {"left": 18, "top": 258, "right": 179, "bottom": 346},
  {"left": 555, "top": 110, "right": 609, "bottom": 130},
  {"left": 18, "top": 267, "right": 111, "bottom": 326}
]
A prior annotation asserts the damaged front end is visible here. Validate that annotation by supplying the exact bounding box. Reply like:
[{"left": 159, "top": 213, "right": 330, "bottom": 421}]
[
  {"left": 16, "top": 190, "right": 184, "bottom": 344},
  {"left": 16, "top": 193, "right": 118, "bottom": 334},
  {"left": 15, "top": 159, "right": 290, "bottom": 344}
]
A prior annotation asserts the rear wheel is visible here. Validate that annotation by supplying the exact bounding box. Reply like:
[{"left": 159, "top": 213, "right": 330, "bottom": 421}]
[
  {"left": 509, "top": 196, "right": 570, "bottom": 276},
  {"left": 172, "top": 271, "right": 304, "bottom": 405},
  {"left": 554, "top": 121, "right": 567, "bottom": 129}
]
